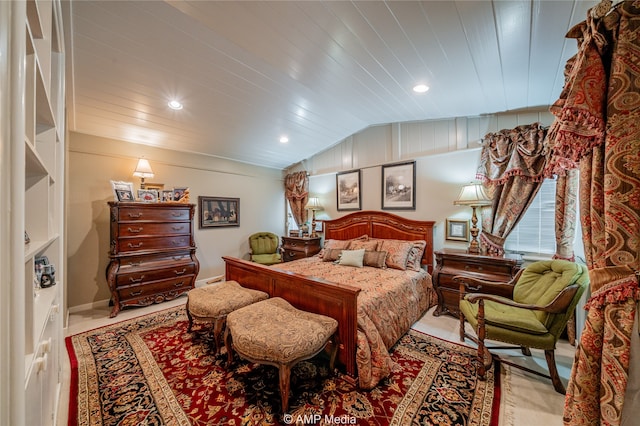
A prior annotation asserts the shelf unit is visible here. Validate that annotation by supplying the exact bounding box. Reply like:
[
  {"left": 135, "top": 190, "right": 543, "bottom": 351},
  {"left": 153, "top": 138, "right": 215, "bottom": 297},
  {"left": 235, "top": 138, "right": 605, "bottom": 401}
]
[{"left": 13, "top": 0, "right": 66, "bottom": 425}]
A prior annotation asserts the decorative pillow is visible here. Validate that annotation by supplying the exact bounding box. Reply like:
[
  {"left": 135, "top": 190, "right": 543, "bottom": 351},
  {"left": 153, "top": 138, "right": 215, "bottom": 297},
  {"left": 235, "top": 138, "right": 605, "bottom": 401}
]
[
  {"left": 379, "top": 239, "right": 414, "bottom": 270},
  {"left": 406, "top": 240, "right": 427, "bottom": 271},
  {"left": 349, "top": 239, "right": 380, "bottom": 251},
  {"left": 319, "top": 239, "right": 352, "bottom": 258},
  {"left": 363, "top": 250, "right": 388, "bottom": 268},
  {"left": 338, "top": 249, "right": 365, "bottom": 267},
  {"left": 322, "top": 248, "right": 343, "bottom": 262}
]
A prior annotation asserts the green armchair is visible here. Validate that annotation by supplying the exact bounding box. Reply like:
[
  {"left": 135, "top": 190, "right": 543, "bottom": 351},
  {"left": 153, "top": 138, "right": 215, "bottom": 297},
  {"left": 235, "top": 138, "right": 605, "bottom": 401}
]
[
  {"left": 248, "top": 232, "right": 282, "bottom": 265},
  {"left": 456, "top": 259, "right": 589, "bottom": 394}
]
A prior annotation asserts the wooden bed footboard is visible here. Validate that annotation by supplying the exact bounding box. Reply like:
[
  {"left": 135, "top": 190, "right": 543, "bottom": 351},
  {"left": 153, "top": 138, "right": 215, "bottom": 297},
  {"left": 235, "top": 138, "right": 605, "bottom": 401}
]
[{"left": 222, "top": 256, "right": 360, "bottom": 377}]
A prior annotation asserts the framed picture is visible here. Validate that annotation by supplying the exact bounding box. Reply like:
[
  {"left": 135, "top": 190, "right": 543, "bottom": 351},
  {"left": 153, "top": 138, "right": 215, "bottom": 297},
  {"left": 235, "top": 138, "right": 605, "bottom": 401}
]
[
  {"left": 137, "top": 189, "right": 158, "bottom": 202},
  {"left": 110, "top": 180, "right": 134, "bottom": 202},
  {"left": 173, "top": 187, "right": 189, "bottom": 201},
  {"left": 446, "top": 219, "right": 470, "bottom": 242},
  {"left": 161, "top": 190, "right": 174, "bottom": 202},
  {"left": 336, "top": 169, "right": 361, "bottom": 211},
  {"left": 382, "top": 160, "right": 416, "bottom": 210},
  {"left": 144, "top": 182, "right": 164, "bottom": 192},
  {"left": 199, "top": 196, "right": 240, "bottom": 228}
]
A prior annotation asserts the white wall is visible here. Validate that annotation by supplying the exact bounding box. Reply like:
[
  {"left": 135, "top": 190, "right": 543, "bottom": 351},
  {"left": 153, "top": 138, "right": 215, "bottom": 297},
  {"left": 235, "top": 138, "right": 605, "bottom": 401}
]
[{"left": 66, "top": 132, "right": 284, "bottom": 310}]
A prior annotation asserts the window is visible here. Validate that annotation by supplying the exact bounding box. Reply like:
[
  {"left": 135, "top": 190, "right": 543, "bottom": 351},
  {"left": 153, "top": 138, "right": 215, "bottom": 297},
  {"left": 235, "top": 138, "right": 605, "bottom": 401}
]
[{"left": 504, "top": 178, "right": 557, "bottom": 255}]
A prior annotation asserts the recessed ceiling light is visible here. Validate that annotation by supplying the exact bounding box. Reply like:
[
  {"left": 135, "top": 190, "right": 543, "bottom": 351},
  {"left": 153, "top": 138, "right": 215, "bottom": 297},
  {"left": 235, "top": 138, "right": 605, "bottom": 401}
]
[
  {"left": 413, "top": 84, "right": 429, "bottom": 93},
  {"left": 280, "top": 136, "right": 289, "bottom": 143},
  {"left": 168, "top": 100, "right": 183, "bottom": 110}
]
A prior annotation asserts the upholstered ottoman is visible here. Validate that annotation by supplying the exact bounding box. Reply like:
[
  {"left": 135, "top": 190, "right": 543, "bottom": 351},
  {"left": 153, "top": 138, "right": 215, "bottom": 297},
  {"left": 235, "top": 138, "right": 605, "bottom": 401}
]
[
  {"left": 225, "top": 297, "right": 339, "bottom": 413},
  {"left": 186, "top": 280, "right": 269, "bottom": 354}
]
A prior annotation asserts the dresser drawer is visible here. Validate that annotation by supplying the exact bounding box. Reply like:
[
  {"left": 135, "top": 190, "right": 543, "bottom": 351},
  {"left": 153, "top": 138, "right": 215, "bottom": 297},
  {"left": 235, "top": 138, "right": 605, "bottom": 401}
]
[
  {"left": 118, "top": 222, "right": 191, "bottom": 237},
  {"left": 442, "top": 259, "right": 514, "bottom": 276},
  {"left": 117, "top": 251, "right": 193, "bottom": 269},
  {"left": 116, "top": 263, "right": 197, "bottom": 287},
  {"left": 282, "top": 250, "right": 308, "bottom": 262},
  {"left": 117, "top": 205, "right": 191, "bottom": 222},
  {"left": 117, "top": 276, "right": 194, "bottom": 301},
  {"left": 114, "top": 235, "right": 193, "bottom": 254}
]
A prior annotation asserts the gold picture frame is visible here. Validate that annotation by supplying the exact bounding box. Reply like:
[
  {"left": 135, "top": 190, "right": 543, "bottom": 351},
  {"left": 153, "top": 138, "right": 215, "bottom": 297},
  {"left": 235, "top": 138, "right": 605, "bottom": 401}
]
[{"left": 446, "top": 219, "right": 470, "bottom": 242}]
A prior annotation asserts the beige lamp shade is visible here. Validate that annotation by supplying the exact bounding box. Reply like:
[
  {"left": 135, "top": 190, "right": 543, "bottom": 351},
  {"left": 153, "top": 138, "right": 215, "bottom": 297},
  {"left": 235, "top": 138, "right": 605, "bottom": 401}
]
[
  {"left": 304, "top": 196, "right": 322, "bottom": 211},
  {"left": 133, "top": 158, "right": 154, "bottom": 179},
  {"left": 305, "top": 197, "right": 322, "bottom": 238},
  {"left": 454, "top": 182, "right": 491, "bottom": 207}
]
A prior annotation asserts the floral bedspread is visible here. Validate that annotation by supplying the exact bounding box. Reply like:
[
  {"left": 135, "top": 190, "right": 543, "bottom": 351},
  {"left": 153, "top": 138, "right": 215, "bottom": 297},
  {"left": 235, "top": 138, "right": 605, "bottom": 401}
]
[{"left": 273, "top": 256, "right": 436, "bottom": 389}]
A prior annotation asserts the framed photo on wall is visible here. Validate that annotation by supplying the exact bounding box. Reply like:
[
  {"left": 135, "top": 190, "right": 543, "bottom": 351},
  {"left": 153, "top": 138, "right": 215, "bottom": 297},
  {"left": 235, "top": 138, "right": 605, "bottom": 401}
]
[
  {"left": 382, "top": 160, "right": 416, "bottom": 210},
  {"left": 336, "top": 169, "right": 362, "bottom": 211},
  {"left": 446, "top": 218, "right": 470, "bottom": 242},
  {"left": 199, "top": 196, "right": 240, "bottom": 228}
]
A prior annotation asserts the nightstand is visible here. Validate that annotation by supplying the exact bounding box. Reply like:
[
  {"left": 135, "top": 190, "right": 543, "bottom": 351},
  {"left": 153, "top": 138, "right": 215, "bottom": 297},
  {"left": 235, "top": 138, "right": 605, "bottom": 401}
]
[
  {"left": 432, "top": 248, "right": 522, "bottom": 317},
  {"left": 281, "top": 236, "right": 322, "bottom": 262}
]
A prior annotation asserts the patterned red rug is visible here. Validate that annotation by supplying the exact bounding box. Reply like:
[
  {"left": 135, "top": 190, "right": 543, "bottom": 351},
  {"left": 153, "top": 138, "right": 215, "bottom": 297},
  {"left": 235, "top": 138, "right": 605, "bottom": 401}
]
[{"left": 66, "top": 306, "right": 500, "bottom": 425}]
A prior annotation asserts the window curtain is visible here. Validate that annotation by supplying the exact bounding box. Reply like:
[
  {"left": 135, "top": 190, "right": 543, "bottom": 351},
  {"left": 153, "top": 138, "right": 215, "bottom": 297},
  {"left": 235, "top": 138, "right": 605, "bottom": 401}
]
[
  {"left": 553, "top": 170, "right": 579, "bottom": 261},
  {"left": 543, "top": 2, "right": 640, "bottom": 425},
  {"left": 476, "top": 123, "right": 549, "bottom": 256},
  {"left": 284, "top": 171, "right": 309, "bottom": 228}
]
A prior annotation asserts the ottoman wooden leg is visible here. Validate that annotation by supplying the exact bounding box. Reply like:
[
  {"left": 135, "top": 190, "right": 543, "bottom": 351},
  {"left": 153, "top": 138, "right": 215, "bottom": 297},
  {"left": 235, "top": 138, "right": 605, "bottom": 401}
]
[
  {"left": 224, "top": 327, "right": 234, "bottom": 366},
  {"left": 212, "top": 317, "right": 225, "bottom": 355},
  {"left": 279, "top": 364, "right": 292, "bottom": 413}
]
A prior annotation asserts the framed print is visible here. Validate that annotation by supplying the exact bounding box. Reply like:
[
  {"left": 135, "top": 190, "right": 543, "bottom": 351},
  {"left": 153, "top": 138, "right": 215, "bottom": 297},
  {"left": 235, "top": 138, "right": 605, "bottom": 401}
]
[
  {"left": 199, "top": 196, "right": 240, "bottom": 228},
  {"left": 137, "top": 189, "right": 158, "bottom": 202},
  {"left": 110, "top": 180, "right": 134, "bottom": 201},
  {"left": 144, "top": 182, "right": 164, "bottom": 192},
  {"left": 161, "top": 190, "right": 174, "bottom": 202},
  {"left": 173, "top": 187, "right": 189, "bottom": 201},
  {"left": 336, "top": 169, "right": 361, "bottom": 211},
  {"left": 446, "top": 219, "right": 470, "bottom": 242},
  {"left": 382, "top": 160, "right": 416, "bottom": 210}
]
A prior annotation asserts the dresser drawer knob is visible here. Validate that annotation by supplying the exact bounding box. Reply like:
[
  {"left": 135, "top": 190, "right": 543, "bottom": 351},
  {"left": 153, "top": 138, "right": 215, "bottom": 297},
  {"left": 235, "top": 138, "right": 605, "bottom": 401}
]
[
  {"left": 172, "top": 225, "right": 184, "bottom": 231},
  {"left": 129, "top": 275, "right": 145, "bottom": 283},
  {"left": 174, "top": 281, "right": 185, "bottom": 288},
  {"left": 173, "top": 256, "right": 184, "bottom": 260},
  {"left": 464, "top": 265, "right": 469, "bottom": 270},
  {"left": 129, "top": 261, "right": 142, "bottom": 266},
  {"left": 128, "top": 227, "right": 143, "bottom": 233},
  {"left": 290, "top": 242, "right": 298, "bottom": 247},
  {"left": 128, "top": 212, "right": 143, "bottom": 218},
  {"left": 130, "top": 290, "right": 143, "bottom": 296},
  {"left": 171, "top": 212, "right": 181, "bottom": 217},
  {"left": 128, "top": 242, "right": 143, "bottom": 248},
  {"left": 174, "top": 268, "right": 187, "bottom": 275}
]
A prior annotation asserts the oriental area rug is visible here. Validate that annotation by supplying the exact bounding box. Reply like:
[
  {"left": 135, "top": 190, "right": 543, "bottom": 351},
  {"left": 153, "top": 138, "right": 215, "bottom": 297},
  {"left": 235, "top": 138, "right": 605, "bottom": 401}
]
[{"left": 66, "top": 306, "right": 500, "bottom": 426}]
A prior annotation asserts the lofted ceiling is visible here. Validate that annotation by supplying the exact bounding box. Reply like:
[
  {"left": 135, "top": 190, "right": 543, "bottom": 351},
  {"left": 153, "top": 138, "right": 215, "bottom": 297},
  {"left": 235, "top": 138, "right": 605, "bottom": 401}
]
[{"left": 63, "top": 0, "right": 597, "bottom": 170}]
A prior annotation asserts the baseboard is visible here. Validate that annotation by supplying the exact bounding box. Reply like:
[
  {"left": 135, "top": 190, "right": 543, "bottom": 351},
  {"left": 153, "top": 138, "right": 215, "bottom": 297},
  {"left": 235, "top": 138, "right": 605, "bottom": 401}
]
[{"left": 67, "top": 298, "right": 110, "bottom": 314}]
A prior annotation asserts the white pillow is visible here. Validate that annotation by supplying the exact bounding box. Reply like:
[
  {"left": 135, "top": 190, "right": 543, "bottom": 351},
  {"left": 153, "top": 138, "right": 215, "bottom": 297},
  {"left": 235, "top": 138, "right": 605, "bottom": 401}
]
[{"left": 338, "top": 249, "right": 365, "bottom": 268}]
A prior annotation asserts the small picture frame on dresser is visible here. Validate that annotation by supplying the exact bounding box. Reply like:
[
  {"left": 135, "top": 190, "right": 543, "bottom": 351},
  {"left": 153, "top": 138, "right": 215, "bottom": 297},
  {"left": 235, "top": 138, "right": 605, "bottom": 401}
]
[
  {"left": 446, "top": 219, "right": 470, "bottom": 242},
  {"left": 161, "top": 190, "right": 174, "bottom": 202},
  {"left": 110, "top": 180, "right": 134, "bottom": 201},
  {"left": 138, "top": 189, "right": 158, "bottom": 202}
]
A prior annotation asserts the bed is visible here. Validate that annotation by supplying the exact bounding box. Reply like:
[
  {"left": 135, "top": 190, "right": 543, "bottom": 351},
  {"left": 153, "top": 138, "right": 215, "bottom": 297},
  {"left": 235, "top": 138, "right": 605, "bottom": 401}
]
[{"left": 222, "top": 210, "right": 436, "bottom": 389}]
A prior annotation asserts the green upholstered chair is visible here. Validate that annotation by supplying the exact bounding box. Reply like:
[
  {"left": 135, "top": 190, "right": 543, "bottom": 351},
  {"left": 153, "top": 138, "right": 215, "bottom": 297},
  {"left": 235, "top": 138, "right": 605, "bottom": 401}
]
[
  {"left": 456, "top": 259, "right": 589, "bottom": 394},
  {"left": 248, "top": 232, "right": 282, "bottom": 265}
]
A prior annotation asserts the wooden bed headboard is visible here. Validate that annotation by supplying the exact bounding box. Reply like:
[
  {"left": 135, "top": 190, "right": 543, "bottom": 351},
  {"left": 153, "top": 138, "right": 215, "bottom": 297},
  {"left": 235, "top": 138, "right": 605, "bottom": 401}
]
[{"left": 323, "top": 211, "right": 435, "bottom": 273}]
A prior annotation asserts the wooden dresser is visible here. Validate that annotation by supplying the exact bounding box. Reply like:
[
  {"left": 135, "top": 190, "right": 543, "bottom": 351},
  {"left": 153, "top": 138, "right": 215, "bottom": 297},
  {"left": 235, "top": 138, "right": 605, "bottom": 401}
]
[
  {"left": 432, "top": 248, "right": 522, "bottom": 317},
  {"left": 106, "top": 202, "right": 199, "bottom": 317},
  {"left": 281, "top": 236, "right": 322, "bottom": 262}
]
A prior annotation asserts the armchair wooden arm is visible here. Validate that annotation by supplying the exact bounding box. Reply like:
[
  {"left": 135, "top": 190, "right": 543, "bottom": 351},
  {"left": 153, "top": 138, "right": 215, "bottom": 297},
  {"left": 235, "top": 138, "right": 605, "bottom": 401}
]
[
  {"left": 454, "top": 269, "right": 524, "bottom": 299},
  {"left": 464, "top": 283, "right": 579, "bottom": 314}
]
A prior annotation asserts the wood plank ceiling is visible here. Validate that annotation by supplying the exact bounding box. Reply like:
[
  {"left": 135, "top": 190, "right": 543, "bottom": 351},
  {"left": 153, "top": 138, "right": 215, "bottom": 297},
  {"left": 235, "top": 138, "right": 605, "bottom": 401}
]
[{"left": 63, "top": 0, "right": 597, "bottom": 170}]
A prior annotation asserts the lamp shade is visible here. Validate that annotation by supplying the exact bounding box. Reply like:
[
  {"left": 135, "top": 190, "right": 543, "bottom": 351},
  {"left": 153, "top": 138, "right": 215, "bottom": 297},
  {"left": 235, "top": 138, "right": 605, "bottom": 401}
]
[
  {"left": 304, "top": 196, "right": 322, "bottom": 211},
  {"left": 454, "top": 183, "right": 491, "bottom": 206},
  {"left": 133, "top": 158, "right": 154, "bottom": 179}
]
